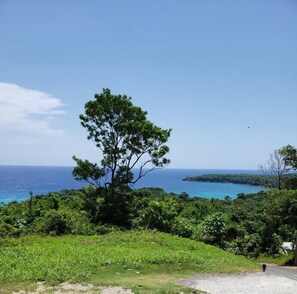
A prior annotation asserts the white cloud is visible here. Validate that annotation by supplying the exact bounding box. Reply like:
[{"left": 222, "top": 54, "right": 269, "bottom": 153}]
[{"left": 0, "top": 82, "right": 66, "bottom": 137}]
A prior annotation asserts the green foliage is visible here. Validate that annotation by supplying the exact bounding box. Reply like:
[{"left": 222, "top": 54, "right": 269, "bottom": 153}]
[
  {"left": 267, "top": 233, "right": 283, "bottom": 256},
  {"left": 72, "top": 157, "right": 105, "bottom": 186},
  {"left": 279, "top": 144, "right": 297, "bottom": 170},
  {"left": 73, "top": 88, "right": 171, "bottom": 189},
  {"left": 100, "top": 188, "right": 134, "bottom": 227},
  {"left": 244, "top": 234, "right": 262, "bottom": 257},
  {"left": 0, "top": 231, "right": 257, "bottom": 287},
  {"left": 228, "top": 237, "right": 246, "bottom": 255},
  {"left": 36, "top": 209, "right": 67, "bottom": 235},
  {"left": 1, "top": 186, "right": 296, "bottom": 260},
  {"left": 133, "top": 197, "right": 181, "bottom": 232},
  {"left": 201, "top": 213, "right": 226, "bottom": 247},
  {"left": 0, "top": 221, "right": 19, "bottom": 238},
  {"left": 228, "top": 234, "right": 261, "bottom": 257},
  {"left": 283, "top": 175, "right": 297, "bottom": 189},
  {"left": 255, "top": 251, "right": 294, "bottom": 265},
  {"left": 264, "top": 189, "right": 297, "bottom": 241},
  {"left": 172, "top": 216, "right": 195, "bottom": 238},
  {"left": 80, "top": 186, "right": 104, "bottom": 223},
  {"left": 72, "top": 88, "right": 171, "bottom": 226},
  {"left": 32, "top": 208, "right": 93, "bottom": 235},
  {"left": 184, "top": 174, "right": 276, "bottom": 187}
]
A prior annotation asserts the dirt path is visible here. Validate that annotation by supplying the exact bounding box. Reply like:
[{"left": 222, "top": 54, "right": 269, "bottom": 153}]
[
  {"left": 12, "top": 283, "right": 134, "bottom": 294},
  {"left": 267, "top": 265, "right": 297, "bottom": 281},
  {"left": 178, "top": 265, "right": 297, "bottom": 294}
]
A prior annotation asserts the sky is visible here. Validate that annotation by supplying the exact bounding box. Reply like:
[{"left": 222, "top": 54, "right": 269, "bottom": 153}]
[{"left": 0, "top": 0, "right": 296, "bottom": 169}]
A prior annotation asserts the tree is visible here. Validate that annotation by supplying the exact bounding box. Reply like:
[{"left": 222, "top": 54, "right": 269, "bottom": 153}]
[
  {"left": 259, "top": 149, "right": 290, "bottom": 190},
  {"left": 73, "top": 88, "right": 171, "bottom": 225},
  {"left": 279, "top": 145, "right": 297, "bottom": 170}
]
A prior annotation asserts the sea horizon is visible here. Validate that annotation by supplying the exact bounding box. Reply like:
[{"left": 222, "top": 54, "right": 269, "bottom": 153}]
[
  {"left": 0, "top": 164, "right": 260, "bottom": 170},
  {"left": 0, "top": 165, "right": 264, "bottom": 203}
]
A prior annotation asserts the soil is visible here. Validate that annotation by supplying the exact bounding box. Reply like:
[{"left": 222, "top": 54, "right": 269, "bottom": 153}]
[{"left": 12, "top": 282, "right": 134, "bottom": 294}]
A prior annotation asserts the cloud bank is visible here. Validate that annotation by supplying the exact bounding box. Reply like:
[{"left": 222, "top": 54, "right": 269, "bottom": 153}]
[{"left": 0, "top": 82, "right": 65, "bottom": 137}]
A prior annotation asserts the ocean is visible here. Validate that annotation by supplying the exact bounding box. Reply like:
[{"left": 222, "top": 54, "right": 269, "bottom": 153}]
[{"left": 0, "top": 166, "right": 264, "bottom": 203}]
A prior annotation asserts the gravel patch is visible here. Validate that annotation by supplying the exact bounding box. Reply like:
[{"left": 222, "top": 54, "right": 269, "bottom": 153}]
[
  {"left": 178, "top": 272, "right": 297, "bottom": 294},
  {"left": 100, "top": 286, "right": 133, "bottom": 294},
  {"left": 12, "top": 282, "right": 134, "bottom": 294}
]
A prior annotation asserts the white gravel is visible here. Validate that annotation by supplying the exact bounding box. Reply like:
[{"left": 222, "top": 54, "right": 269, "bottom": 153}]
[{"left": 178, "top": 272, "right": 297, "bottom": 294}]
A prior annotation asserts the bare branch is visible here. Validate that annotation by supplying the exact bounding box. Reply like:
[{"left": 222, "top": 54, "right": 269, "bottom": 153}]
[{"left": 259, "top": 149, "right": 291, "bottom": 189}]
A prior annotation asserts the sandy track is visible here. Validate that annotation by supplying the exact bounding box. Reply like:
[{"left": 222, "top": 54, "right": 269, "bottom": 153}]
[
  {"left": 12, "top": 283, "right": 134, "bottom": 294},
  {"left": 178, "top": 269, "right": 297, "bottom": 294}
]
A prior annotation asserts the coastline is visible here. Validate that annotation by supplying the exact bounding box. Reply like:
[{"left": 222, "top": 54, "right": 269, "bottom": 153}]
[{"left": 0, "top": 167, "right": 265, "bottom": 203}]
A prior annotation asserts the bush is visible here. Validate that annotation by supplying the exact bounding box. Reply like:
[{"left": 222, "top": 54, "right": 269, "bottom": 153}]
[
  {"left": 228, "top": 237, "right": 245, "bottom": 255},
  {"left": 132, "top": 197, "right": 181, "bottom": 232},
  {"left": 267, "top": 233, "right": 283, "bottom": 256},
  {"left": 0, "top": 221, "right": 19, "bottom": 238},
  {"left": 32, "top": 209, "right": 93, "bottom": 235},
  {"left": 172, "top": 216, "right": 195, "bottom": 238},
  {"left": 245, "top": 234, "right": 262, "bottom": 257},
  {"left": 201, "top": 213, "right": 226, "bottom": 247},
  {"left": 228, "top": 233, "right": 262, "bottom": 257},
  {"left": 34, "top": 210, "right": 67, "bottom": 235}
]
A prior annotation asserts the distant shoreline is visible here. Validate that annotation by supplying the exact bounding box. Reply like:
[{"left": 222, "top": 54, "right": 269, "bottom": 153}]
[
  {"left": 183, "top": 174, "right": 273, "bottom": 188},
  {"left": 183, "top": 173, "right": 297, "bottom": 188}
]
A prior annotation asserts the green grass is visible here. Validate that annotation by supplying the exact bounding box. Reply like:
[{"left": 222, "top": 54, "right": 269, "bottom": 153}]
[
  {"left": 254, "top": 252, "right": 294, "bottom": 266},
  {"left": 0, "top": 231, "right": 258, "bottom": 293}
]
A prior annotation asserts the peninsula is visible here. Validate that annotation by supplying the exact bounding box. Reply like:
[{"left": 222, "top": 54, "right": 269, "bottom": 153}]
[{"left": 183, "top": 174, "right": 275, "bottom": 188}]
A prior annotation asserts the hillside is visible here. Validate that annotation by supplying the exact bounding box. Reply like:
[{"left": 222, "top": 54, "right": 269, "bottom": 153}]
[{"left": 0, "top": 231, "right": 257, "bottom": 293}]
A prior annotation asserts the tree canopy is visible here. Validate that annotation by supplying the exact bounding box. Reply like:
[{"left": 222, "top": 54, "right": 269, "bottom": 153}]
[
  {"left": 279, "top": 145, "right": 297, "bottom": 170},
  {"left": 73, "top": 88, "right": 171, "bottom": 190}
]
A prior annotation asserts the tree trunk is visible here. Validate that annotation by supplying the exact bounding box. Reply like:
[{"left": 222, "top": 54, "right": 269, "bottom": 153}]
[
  {"left": 295, "top": 236, "right": 297, "bottom": 266},
  {"left": 277, "top": 175, "right": 281, "bottom": 190}
]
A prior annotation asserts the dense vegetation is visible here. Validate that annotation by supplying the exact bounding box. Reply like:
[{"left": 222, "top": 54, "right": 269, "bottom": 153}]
[
  {"left": 183, "top": 173, "right": 297, "bottom": 189},
  {"left": 184, "top": 174, "right": 274, "bottom": 187},
  {"left": 0, "top": 187, "right": 296, "bottom": 260}
]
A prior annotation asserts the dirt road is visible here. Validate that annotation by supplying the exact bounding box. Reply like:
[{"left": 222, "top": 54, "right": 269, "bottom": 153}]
[{"left": 178, "top": 265, "right": 297, "bottom": 294}]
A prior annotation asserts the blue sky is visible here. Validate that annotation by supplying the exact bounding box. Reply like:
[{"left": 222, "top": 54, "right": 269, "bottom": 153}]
[{"left": 0, "top": 0, "right": 296, "bottom": 169}]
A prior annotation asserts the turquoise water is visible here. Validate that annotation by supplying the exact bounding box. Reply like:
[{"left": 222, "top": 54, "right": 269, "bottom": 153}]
[
  {"left": 133, "top": 168, "right": 264, "bottom": 198},
  {"left": 0, "top": 166, "right": 264, "bottom": 203}
]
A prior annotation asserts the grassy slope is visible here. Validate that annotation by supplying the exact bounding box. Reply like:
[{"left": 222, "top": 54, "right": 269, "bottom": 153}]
[
  {"left": 0, "top": 231, "right": 258, "bottom": 293},
  {"left": 254, "top": 252, "right": 294, "bottom": 266}
]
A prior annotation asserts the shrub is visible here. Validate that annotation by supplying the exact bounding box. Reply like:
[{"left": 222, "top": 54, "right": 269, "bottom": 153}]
[
  {"left": 171, "top": 216, "right": 195, "bottom": 238},
  {"left": 0, "top": 221, "right": 19, "bottom": 238},
  {"left": 132, "top": 197, "right": 181, "bottom": 232},
  {"left": 244, "top": 233, "right": 262, "bottom": 257},
  {"left": 32, "top": 209, "right": 93, "bottom": 235},
  {"left": 267, "top": 233, "right": 283, "bottom": 256},
  {"left": 228, "top": 233, "right": 262, "bottom": 257},
  {"left": 201, "top": 212, "right": 226, "bottom": 247},
  {"left": 228, "top": 237, "right": 245, "bottom": 255}
]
